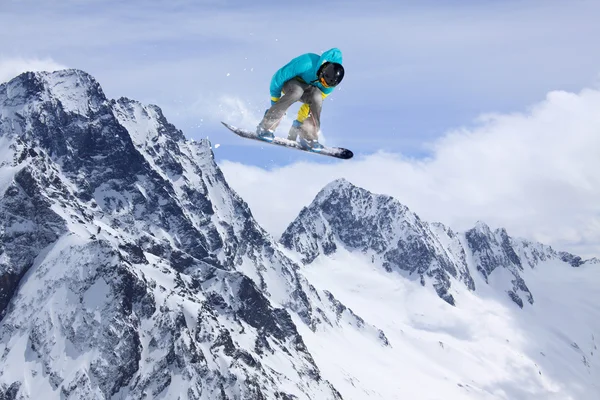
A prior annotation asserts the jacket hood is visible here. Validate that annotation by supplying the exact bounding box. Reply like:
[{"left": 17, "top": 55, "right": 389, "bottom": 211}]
[{"left": 317, "top": 48, "right": 343, "bottom": 71}]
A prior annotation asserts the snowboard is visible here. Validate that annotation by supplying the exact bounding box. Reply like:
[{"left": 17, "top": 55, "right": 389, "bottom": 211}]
[{"left": 221, "top": 122, "right": 353, "bottom": 160}]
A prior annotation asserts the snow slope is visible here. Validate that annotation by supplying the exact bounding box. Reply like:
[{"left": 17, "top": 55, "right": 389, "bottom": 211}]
[
  {"left": 293, "top": 248, "right": 599, "bottom": 399},
  {"left": 282, "top": 179, "right": 600, "bottom": 399}
]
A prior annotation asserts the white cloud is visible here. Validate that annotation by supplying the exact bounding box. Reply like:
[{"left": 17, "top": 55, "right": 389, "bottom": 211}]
[
  {"left": 219, "top": 87, "right": 600, "bottom": 259},
  {"left": 180, "top": 93, "right": 317, "bottom": 142},
  {"left": 0, "top": 57, "right": 68, "bottom": 84},
  {"left": 189, "top": 94, "right": 264, "bottom": 130}
]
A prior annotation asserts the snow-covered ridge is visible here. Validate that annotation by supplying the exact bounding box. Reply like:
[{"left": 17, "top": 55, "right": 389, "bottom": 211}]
[
  {"left": 280, "top": 178, "right": 600, "bottom": 399},
  {"left": 281, "top": 178, "right": 596, "bottom": 308}
]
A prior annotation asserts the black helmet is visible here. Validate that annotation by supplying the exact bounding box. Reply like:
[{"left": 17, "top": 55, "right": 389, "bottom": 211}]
[{"left": 318, "top": 62, "right": 344, "bottom": 87}]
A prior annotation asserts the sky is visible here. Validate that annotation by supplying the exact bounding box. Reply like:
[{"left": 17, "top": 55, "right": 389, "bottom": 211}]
[{"left": 1, "top": 0, "right": 599, "bottom": 257}]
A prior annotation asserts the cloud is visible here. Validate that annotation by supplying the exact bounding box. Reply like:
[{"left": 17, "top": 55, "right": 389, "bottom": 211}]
[
  {"left": 180, "top": 93, "right": 327, "bottom": 145},
  {"left": 0, "top": 57, "right": 68, "bottom": 84},
  {"left": 187, "top": 94, "right": 265, "bottom": 131},
  {"left": 219, "top": 87, "right": 600, "bottom": 259}
]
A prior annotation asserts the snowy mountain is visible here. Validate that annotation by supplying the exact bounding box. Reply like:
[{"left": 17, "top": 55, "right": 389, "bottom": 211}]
[
  {"left": 280, "top": 178, "right": 598, "bottom": 309},
  {"left": 280, "top": 178, "right": 600, "bottom": 399},
  {"left": 0, "top": 70, "right": 385, "bottom": 400},
  {"left": 280, "top": 179, "right": 476, "bottom": 306},
  {"left": 1, "top": 69, "right": 598, "bottom": 400}
]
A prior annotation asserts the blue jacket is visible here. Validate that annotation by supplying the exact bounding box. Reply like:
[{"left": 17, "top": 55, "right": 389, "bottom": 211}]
[{"left": 269, "top": 48, "right": 343, "bottom": 100}]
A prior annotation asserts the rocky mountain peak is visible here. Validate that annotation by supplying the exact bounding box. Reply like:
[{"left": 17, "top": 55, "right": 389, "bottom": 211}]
[
  {"left": 281, "top": 179, "right": 475, "bottom": 306},
  {"left": 1, "top": 69, "right": 107, "bottom": 117},
  {"left": 281, "top": 178, "right": 595, "bottom": 310},
  {"left": 312, "top": 177, "right": 410, "bottom": 217},
  {"left": 113, "top": 97, "right": 185, "bottom": 143},
  {"left": 0, "top": 69, "right": 371, "bottom": 399},
  {"left": 472, "top": 220, "right": 493, "bottom": 235}
]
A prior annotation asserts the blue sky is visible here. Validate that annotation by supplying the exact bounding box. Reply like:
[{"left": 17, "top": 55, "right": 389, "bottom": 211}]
[
  {"left": 3, "top": 0, "right": 599, "bottom": 163},
  {"left": 2, "top": 0, "right": 600, "bottom": 257}
]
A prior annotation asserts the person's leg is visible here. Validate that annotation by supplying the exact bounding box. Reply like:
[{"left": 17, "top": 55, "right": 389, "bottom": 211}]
[
  {"left": 297, "top": 86, "right": 323, "bottom": 142},
  {"left": 287, "top": 115, "right": 304, "bottom": 141},
  {"left": 258, "top": 79, "right": 304, "bottom": 133}
]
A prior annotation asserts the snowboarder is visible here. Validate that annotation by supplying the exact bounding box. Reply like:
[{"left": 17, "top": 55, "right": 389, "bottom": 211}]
[{"left": 256, "top": 48, "right": 345, "bottom": 150}]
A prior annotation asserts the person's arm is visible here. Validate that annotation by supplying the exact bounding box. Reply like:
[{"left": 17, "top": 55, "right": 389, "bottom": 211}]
[{"left": 269, "top": 55, "right": 312, "bottom": 102}]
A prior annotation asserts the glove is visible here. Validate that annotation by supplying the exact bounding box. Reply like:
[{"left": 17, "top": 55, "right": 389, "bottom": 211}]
[{"left": 271, "top": 96, "right": 280, "bottom": 106}]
